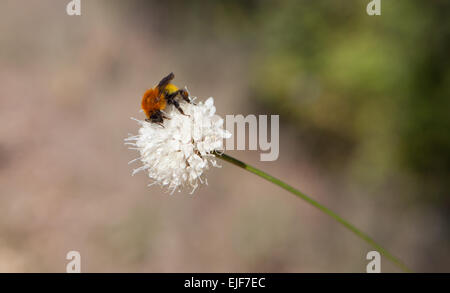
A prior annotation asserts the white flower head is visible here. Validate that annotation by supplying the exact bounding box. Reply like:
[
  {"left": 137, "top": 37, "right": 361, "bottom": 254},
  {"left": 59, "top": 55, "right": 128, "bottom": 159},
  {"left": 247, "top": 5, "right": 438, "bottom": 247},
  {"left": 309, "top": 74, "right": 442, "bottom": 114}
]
[{"left": 125, "top": 97, "right": 231, "bottom": 194}]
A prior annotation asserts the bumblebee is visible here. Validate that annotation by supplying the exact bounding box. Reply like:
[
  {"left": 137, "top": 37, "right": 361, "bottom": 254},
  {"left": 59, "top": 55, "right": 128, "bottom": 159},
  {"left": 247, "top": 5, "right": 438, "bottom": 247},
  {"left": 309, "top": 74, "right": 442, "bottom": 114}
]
[{"left": 141, "top": 72, "right": 192, "bottom": 126}]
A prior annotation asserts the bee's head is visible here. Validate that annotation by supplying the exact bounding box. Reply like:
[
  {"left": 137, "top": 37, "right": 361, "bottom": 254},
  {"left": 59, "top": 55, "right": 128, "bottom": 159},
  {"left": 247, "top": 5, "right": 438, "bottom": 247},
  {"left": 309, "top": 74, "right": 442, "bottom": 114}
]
[{"left": 150, "top": 111, "right": 164, "bottom": 123}]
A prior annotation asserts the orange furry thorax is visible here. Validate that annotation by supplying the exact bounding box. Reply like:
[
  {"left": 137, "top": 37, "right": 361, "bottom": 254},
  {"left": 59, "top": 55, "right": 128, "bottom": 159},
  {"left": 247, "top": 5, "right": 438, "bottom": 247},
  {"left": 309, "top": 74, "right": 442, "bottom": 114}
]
[{"left": 141, "top": 88, "right": 167, "bottom": 118}]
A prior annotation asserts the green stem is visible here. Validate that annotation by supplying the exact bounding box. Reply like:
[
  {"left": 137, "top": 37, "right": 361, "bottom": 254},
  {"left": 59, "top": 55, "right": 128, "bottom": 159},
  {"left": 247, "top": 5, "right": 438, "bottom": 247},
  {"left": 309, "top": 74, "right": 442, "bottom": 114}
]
[{"left": 215, "top": 152, "right": 412, "bottom": 273}]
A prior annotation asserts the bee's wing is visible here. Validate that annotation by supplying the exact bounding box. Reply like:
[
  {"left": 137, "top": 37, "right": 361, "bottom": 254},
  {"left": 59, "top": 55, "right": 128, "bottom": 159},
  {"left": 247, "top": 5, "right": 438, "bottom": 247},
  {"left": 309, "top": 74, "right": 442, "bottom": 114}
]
[{"left": 157, "top": 72, "right": 175, "bottom": 90}]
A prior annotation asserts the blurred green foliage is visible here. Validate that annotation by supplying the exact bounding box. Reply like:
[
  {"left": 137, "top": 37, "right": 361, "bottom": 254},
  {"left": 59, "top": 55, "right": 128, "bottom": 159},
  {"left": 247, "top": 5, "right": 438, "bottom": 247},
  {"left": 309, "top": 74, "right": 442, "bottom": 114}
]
[{"left": 246, "top": 0, "right": 450, "bottom": 201}]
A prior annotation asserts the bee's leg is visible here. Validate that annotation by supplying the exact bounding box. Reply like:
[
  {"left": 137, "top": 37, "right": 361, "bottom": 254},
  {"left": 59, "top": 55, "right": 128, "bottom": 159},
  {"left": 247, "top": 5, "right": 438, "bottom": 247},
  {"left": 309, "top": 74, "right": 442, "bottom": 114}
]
[
  {"left": 178, "top": 89, "right": 193, "bottom": 104},
  {"left": 168, "top": 89, "right": 193, "bottom": 105},
  {"left": 146, "top": 117, "right": 164, "bottom": 127},
  {"left": 150, "top": 110, "right": 166, "bottom": 127},
  {"left": 172, "top": 99, "right": 190, "bottom": 117},
  {"left": 166, "top": 94, "right": 189, "bottom": 117}
]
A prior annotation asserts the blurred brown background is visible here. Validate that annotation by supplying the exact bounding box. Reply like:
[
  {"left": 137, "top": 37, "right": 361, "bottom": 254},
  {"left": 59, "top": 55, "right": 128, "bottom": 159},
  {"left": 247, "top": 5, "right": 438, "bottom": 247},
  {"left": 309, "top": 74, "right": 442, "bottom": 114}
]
[{"left": 0, "top": 0, "right": 449, "bottom": 272}]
